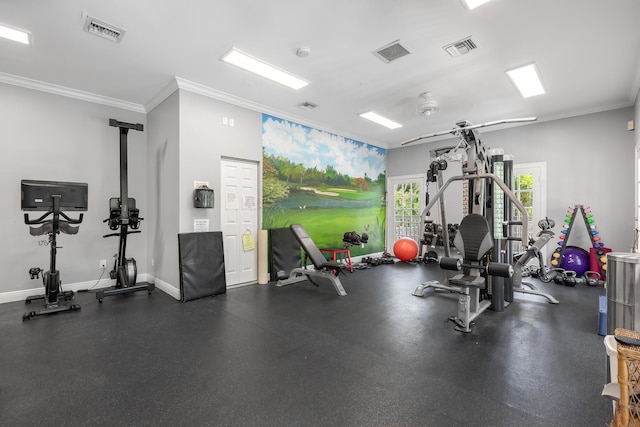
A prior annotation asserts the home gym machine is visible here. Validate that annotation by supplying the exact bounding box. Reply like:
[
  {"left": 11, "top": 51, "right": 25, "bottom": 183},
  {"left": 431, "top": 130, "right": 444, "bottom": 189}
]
[
  {"left": 95, "top": 119, "right": 154, "bottom": 302},
  {"left": 404, "top": 117, "right": 557, "bottom": 331},
  {"left": 21, "top": 180, "right": 87, "bottom": 320},
  {"left": 510, "top": 218, "right": 559, "bottom": 303}
]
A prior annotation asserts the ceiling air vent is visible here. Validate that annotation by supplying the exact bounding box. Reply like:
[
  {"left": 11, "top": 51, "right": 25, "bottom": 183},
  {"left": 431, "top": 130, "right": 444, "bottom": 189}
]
[
  {"left": 443, "top": 36, "right": 477, "bottom": 57},
  {"left": 372, "top": 40, "right": 411, "bottom": 64},
  {"left": 298, "top": 102, "right": 318, "bottom": 110},
  {"left": 83, "top": 14, "right": 126, "bottom": 43}
]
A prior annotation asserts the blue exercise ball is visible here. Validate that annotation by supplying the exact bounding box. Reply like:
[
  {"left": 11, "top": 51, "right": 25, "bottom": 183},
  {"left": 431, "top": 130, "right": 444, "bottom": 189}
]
[{"left": 560, "top": 246, "right": 590, "bottom": 276}]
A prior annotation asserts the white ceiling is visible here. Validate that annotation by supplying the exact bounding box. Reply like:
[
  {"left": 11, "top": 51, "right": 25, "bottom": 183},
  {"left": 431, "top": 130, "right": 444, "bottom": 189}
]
[{"left": 2, "top": 0, "right": 640, "bottom": 149}]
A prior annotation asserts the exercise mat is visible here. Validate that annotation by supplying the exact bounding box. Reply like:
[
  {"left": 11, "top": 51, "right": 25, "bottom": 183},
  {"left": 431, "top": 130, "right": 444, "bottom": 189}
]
[
  {"left": 178, "top": 231, "right": 226, "bottom": 302},
  {"left": 269, "top": 228, "right": 302, "bottom": 281}
]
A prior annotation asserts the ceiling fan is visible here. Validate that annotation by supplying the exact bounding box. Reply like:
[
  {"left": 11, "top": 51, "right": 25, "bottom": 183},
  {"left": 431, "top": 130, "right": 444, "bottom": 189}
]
[{"left": 415, "top": 92, "right": 440, "bottom": 117}]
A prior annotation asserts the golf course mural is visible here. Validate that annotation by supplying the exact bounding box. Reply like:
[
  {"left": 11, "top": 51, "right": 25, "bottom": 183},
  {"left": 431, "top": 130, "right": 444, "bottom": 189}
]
[{"left": 262, "top": 114, "right": 387, "bottom": 256}]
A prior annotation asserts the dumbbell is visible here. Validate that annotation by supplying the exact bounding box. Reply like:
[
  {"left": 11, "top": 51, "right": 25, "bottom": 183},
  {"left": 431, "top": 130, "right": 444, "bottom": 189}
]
[{"left": 529, "top": 264, "right": 540, "bottom": 278}]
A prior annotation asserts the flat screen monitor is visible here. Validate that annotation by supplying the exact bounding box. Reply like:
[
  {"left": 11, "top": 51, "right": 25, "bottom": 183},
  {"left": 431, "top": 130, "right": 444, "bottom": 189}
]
[{"left": 21, "top": 180, "right": 88, "bottom": 211}]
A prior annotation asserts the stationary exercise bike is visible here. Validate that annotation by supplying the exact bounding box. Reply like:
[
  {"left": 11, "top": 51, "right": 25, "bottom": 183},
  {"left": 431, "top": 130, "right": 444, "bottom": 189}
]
[
  {"left": 21, "top": 180, "right": 87, "bottom": 320},
  {"left": 95, "top": 119, "right": 154, "bottom": 302}
]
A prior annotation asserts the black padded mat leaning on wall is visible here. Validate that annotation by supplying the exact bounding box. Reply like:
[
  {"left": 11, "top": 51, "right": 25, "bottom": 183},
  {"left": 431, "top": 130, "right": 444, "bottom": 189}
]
[
  {"left": 177, "top": 231, "right": 226, "bottom": 302},
  {"left": 269, "top": 228, "right": 302, "bottom": 281}
]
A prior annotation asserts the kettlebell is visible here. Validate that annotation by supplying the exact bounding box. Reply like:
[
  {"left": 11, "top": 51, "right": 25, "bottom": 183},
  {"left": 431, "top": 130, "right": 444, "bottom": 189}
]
[
  {"left": 554, "top": 269, "right": 567, "bottom": 285},
  {"left": 564, "top": 270, "right": 578, "bottom": 287},
  {"left": 585, "top": 271, "right": 602, "bottom": 287}
]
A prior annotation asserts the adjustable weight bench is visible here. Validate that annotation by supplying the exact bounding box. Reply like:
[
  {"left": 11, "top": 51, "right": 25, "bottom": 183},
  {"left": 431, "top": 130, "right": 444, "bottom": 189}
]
[{"left": 276, "top": 224, "right": 347, "bottom": 296}]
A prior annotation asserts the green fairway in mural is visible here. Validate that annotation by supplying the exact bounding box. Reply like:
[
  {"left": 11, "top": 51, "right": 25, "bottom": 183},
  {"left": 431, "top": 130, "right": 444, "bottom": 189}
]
[{"left": 262, "top": 114, "right": 386, "bottom": 256}]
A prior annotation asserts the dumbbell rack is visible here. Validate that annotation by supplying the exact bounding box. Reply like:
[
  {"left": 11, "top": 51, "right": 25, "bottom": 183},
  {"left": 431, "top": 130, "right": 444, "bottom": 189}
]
[{"left": 550, "top": 204, "right": 607, "bottom": 277}]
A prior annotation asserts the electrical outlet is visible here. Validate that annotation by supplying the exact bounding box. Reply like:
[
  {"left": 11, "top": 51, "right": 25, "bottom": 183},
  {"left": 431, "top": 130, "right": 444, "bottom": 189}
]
[{"left": 99, "top": 259, "right": 107, "bottom": 269}]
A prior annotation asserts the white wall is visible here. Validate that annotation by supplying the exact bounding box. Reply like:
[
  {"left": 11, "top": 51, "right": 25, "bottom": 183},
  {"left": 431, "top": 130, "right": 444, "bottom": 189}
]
[
  {"left": 0, "top": 82, "right": 147, "bottom": 299},
  {"left": 387, "top": 107, "right": 635, "bottom": 252},
  {"left": 147, "top": 90, "right": 180, "bottom": 294},
  {"left": 1, "top": 78, "right": 635, "bottom": 301},
  {"left": 0, "top": 82, "right": 288, "bottom": 302},
  {"left": 178, "top": 90, "right": 263, "bottom": 234},
  {"left": 144, "top": 89, "right": 264, "bottom": 297}
]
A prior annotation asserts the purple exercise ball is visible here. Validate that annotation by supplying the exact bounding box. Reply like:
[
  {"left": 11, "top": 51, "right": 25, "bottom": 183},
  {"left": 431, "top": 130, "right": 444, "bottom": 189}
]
[{"left": 560, "top": 246, "right": 590, "bottom": 276}]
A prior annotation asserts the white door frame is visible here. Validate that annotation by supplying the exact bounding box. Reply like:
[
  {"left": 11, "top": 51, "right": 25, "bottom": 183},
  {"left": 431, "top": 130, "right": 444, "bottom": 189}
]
[
  {"left": 221, "top": 158, "right": 259, "bottom": 286},
  {"left": 513, "top": 161, "right": 547, "bottom": 257},
  {"left": 386, "top": 174, "right": 426, "bottom": 251}
]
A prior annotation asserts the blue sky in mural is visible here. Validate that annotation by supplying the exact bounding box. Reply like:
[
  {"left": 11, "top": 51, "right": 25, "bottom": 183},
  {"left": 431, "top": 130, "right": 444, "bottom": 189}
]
[{"left": 262, "top": 114, "right": 386, "bottom": 179}]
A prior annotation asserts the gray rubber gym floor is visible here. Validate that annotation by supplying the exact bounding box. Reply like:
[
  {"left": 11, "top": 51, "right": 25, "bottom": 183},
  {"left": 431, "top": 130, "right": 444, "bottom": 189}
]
[{"left": 0, "top": 262, "right": 612, "bottom": 426}]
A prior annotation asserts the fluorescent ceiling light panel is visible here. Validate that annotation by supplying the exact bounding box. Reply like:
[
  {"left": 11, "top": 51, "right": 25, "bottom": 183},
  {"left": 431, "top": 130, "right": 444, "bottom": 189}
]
[
  {"left": 0, "top": 23, "right": 31, "bottom": 45},
  {"left": 221, "top": 48, "right": 309, "bottom": 90},
  {"left": 359, "top": 112, "right": 402, "bottom": 129},
  {"left": 506, "top": 63, "right": 546, "bottom": 98},
  {"left": 462, "top": 0, "right": 492, "bottom": 10}
]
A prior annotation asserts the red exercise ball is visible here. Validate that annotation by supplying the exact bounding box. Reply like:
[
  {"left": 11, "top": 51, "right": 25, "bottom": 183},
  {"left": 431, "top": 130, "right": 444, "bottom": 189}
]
[{"left": 393, "top": 238, "right": 419, "bottom": 262}]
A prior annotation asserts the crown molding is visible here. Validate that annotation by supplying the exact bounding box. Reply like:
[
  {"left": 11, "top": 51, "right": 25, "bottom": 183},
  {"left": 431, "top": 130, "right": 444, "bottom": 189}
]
[
  {"left": 173, "top": 76, "right": 387, "bottom": 149},
  {"left": 0, "top": 72, "right": 387, "bottom": 149},
  {"left": 0, "top": 72, "right": 145, "bottom": 113},
  {"left": 144, "top": 78, "right": 180, "bottom": 112}
]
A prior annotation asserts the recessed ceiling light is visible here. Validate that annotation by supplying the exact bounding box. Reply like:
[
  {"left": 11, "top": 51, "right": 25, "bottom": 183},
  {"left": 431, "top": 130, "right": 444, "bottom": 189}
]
[
  {"left": 0, "top": 23, "right": 31, "bottom": 45},
  {"left": 359, "top": 112, "right": 402, "bottom": 129},
  {"left": 506, "top": 63, "right": 546, "bottom": 98},
  {"left": 221, "top": 47, "right": 309, "bottom": 90},
  {"left": 461, "top": 0, "right": 492, "bottom": 10}
]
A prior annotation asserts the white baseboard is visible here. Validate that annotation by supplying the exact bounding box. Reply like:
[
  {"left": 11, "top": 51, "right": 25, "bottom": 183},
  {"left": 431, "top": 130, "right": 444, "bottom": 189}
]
[
  {"left": 350, "top": 252, "right": 384, "bottom": 263},
  {"left": 0, "top": 274, "right": 180, "bottom": 304},
  {"left": 0, "top": 277, "right": 113, "bottom": 304},
  {"left": 150, "top": 276, "right": 180, "bottom": 300}
]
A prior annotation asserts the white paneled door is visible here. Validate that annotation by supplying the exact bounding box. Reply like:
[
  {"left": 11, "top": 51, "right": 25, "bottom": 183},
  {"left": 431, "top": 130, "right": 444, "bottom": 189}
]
[{"left": 221, "top": 158, "right": 259, "bottom": 286}]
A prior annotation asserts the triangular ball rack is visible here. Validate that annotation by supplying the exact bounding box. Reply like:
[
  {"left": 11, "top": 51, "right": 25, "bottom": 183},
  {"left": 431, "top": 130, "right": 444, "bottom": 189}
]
[{"left": 550, "top": 204, "right": 607, "bottom": 277}]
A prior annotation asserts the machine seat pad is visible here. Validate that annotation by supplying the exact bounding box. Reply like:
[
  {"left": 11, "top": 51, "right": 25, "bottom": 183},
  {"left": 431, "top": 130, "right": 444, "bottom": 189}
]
[{"left": 449, "top": 274, "right": 486, "bottom": 288}]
